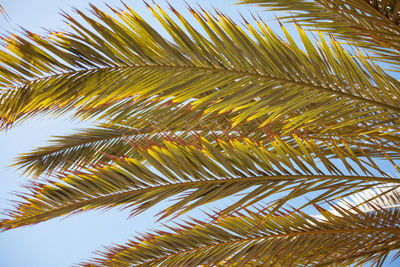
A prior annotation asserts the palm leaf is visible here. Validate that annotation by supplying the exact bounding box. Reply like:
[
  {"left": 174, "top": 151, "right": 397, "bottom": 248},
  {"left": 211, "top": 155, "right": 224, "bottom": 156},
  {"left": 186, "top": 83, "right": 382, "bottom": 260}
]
[
  {"left": 14, "top": 117, "right": 400, "bottom": 178},
  {"left": 80, "top": 204, "right": 400, "bottom": 266},
  {"left": 1, "top": 4, "right": 400, "bottom": 134},
  {"left": 2, "top": 134, "right": 399, "bottom": 230},
  {"left": 1, "top": 3, "right": 400, "bottom": 265},
  {"left": 2, "top": 4, "right": 400, "bottom": 177},
  {"left": 337, "top": 183, "right": 400, "bottom": 212},
  {"left": 238, "top": 0, "right": 400, "bottom": 66}
]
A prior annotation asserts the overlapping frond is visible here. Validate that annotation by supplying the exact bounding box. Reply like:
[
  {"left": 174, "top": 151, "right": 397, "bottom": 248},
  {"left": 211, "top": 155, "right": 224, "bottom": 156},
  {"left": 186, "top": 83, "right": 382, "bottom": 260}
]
[
  {"left": 2, "top": 134, "right": 399, "bottom": 230},
  {"left": 15, "top": 117, "right": 400, "bottom": 178},
  {"left": 337, "top": 183, "right": 400, "bottom": 212},
  {"left": 1, "top": 3, "right": 400, "bottom": 135},
  {"left": 239, "top": 0, "right": 400, "bottom": 65},
  {"left": 14, "top": 124, "right": 145, "bottom": 177},
  {"left": 3, "top": 3, "right": 399, "bottom": 178},
  {"left": 81, "top": 205, "right": 400, "bottom": 266},
  {"left": 1, "top": 2, "right": 400, "bottom": 266}
]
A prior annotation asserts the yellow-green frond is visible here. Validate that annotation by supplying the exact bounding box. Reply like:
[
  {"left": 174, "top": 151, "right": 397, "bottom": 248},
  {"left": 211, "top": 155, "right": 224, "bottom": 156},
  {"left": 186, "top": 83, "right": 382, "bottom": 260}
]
[
  {"left": 14, "top": 118, "right": 400, "bottom": 178},
  {"left": 81, "top": 205, "right": 400, "bottom": 266},
  {"left": 1, "top": 4, "right": 399, "bottom": 134},
  {"left": 2, "top": 135, "right": 399, "bottom": 230},
  {"left": 239, "top": 0, "right": 400, "bottom": 66}
]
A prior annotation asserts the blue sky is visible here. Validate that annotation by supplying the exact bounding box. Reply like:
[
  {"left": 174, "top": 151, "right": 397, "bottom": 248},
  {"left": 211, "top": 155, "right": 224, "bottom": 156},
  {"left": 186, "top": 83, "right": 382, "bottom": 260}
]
[{"left": 0, "top": 1, "right": 398, "bottom": 266}]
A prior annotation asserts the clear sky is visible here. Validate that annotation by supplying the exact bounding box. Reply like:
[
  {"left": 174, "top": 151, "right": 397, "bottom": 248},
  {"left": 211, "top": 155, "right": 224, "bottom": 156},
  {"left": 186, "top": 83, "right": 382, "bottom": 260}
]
[{"left": 0, "top": 1, "right": 398, "bottom": 267}]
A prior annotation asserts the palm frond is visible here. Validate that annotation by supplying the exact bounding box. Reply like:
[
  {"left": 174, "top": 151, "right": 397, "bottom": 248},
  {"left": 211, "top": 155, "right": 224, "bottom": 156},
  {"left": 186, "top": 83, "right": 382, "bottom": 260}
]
[
  {"left": 14, "top": 124, "right": 144, "bottom": 177},
  {"left": 2, "top": 3, "right": 400, "bottom": 178},
  {"left": 1, "top": 3, "right": 400, "bottom": 266},
  {"left": 2, "top": 134, "right": 399, "bottom": 230},
  {"left": 238, "top": 0, "right": 400, "bottom": 65},
  {"left": 1, "top": 4, "right": 399, "bottom": 134},
  {"left": 80, "top": 204, "right": 400, "bottom": 266},
  {"left": 337, "top": 183, "right": 400, "bottom": 211},
  {"left": 14, "top": 116, "right": 400, "bottom": 178}
]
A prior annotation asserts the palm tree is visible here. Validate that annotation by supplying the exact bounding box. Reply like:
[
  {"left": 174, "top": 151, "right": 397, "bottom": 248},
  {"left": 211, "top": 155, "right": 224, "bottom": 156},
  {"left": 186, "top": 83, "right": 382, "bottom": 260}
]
[{"left": 1, "top": 0, "right": 400, "bottom": 265}]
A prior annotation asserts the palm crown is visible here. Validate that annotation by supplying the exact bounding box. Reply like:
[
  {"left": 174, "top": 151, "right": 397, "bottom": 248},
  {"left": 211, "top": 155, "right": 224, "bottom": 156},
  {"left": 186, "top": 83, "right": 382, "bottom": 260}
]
[{"left": 1, "top": 0, "right": 400, "bottom": 266}]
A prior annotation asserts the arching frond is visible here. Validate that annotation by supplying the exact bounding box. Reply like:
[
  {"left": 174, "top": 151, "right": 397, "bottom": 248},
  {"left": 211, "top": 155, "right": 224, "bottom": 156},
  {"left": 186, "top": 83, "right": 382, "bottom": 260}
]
[
  {"left": 4, "top": 3, "right": 400, "bottom": 177},
  {"left": 14, "top": 124, "right": 145, "bottom": 177},
  {"left": 1, "top": 2, "right": 400, "bottom": 266},
  {"left": 239, "top": 0, "right": 400, "bottom": 66},
  {"left": 1, "top": 3, "right": 399, "bottom": 133},
  {"left": 14, "top": 117, "right": 400, "bottom": 178},
  {"left": 80, "top": 205, "right": 400, "bottom": 266},
  {"left": 2, "top": 135, "right": 399, "bottom": 230}
]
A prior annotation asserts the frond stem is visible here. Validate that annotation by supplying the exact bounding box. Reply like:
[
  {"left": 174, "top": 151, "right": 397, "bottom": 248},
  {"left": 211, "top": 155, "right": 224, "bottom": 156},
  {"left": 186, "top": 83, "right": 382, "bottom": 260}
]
[
  {"left": 3, "top": 174, "right": 398, "bottom": 229},
  {"left": 9, "top": 64, "right": 400, "bottom": 114},
  {"left": 134, "top": 226, "right": 400, "bottom": 266}
]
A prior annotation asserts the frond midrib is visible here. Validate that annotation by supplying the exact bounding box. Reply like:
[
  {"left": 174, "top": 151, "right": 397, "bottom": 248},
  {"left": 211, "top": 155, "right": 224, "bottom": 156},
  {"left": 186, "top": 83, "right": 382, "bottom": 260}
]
[
  {"left": 8, "top": 63, "right": 400, "bottom": 115},
  {"left": 133, "top": 226, "right": 400, "bottom": 267},
  {"left": 3, "top": 174, "right": 398, "bottom": 230},
  {"left": 18, "top": 127, "right": 140, "bottom": 161}
]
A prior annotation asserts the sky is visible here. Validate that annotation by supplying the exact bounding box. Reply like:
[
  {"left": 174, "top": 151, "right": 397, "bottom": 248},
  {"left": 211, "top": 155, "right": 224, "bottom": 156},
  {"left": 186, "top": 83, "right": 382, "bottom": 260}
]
[{"left": 0, "top": 1, "right": 398, "bottom": 267}]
